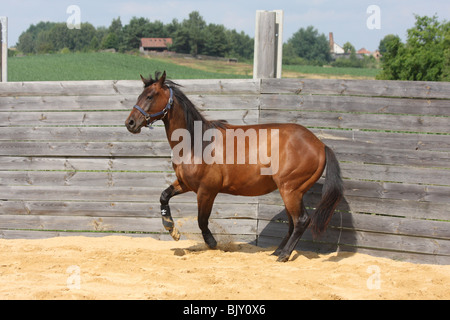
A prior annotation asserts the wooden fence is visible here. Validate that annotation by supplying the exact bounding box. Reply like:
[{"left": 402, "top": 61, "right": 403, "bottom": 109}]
[{"left": 1, "top": 78, "right": 449, "bottom": 264}]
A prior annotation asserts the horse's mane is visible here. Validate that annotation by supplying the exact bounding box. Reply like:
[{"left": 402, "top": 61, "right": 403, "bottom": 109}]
[{"left": 144, "top": 72, "right": 228, "bottom": 149}]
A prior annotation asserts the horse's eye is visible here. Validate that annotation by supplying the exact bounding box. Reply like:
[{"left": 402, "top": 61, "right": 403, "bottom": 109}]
[{"left": 147, "top": 96, "right": 152, "bottom": 100}]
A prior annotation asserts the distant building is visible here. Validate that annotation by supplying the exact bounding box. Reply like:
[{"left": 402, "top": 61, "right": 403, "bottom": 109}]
[
  {"left": 372, "top": 50, "right": 381, "bottom": 60},
  {"left": 139, "top": 38, "right": 173, "bottom": 53},
  {"left": 329, "top": 32, "right": 344, "bottom": 54},
  {"left": 357, "top": 48, "right": 371, "bottom": 55},
  {"left": 329, "top": 32, "right": 381, "bottom": 61}
]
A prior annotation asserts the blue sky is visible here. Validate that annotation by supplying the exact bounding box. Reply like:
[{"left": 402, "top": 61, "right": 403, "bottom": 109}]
[{"left": 3, "top": 0, "right": 449, "bottom": 51}]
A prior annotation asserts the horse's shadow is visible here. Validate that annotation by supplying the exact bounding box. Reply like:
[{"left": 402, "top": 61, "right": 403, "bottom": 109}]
[{"left": 253, "top": 182, "right": 354, "bottom": 262}]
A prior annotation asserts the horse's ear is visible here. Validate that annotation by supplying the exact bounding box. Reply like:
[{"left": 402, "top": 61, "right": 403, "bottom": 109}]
[
  {"left": 158, "top": 71, "right": 166, "bottom": 86},
  {"left": 140, "top": 74, "right": 152, "bottom": 87}
]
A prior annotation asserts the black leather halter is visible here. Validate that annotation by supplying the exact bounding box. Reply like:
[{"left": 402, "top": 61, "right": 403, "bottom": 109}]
[{"left": 133, "top": 87, "right": 173, "bottom": 128}]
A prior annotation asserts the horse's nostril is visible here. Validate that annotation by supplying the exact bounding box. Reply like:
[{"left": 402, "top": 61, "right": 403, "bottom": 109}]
[{"left": 128, "top": 119, "right": 135, "bottom": 127}]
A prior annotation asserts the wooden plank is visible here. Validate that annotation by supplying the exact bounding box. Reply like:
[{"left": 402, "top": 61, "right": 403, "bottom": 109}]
[
  {"left": 0, "top": 185, "right": 259, "bottom": 204},
  {"left": 261, "top": 78, "right": 450, "bottom": 99},
  {"left": 0, "top": 156, "right": 173, "bottom": 172},
  {"left": 260, "top": 179, "right": 450, "bottom": 206},
  {"left": 0, "top": 79, "right": 261, "bottom": 97},
  {"left": 340, "top": 162, "right": 450, "bottom": 186},
  {"left": 0, "top": 94, "right": 260, "bottom": 111},
  {"left": 0, "top": 141, "right": 172, "bottom": 157},
  {"left": 0, "top": 126, "right": 168, "bottom": 142},
  {"left": 0, "top": 80, "right": 122, "bottom": 96},
  {"left": 0, "top": 229, "right": 257, "bottom": 245},
  {"left": 259, "top": 109, "right": 449, "bottom": 134},
  {"left": 0, "top": 200, "right": 258, "bottom": 219},
  {"left": 329, "top": 142, "right": 450, "bottom": 168},
  {"left": 0, "top": 94, "right": 136, "bottom": 111},
  {"left": 312, "top": 129, "right": 450, "bottom": 153},
  {"left": 0, "top": 214, "right": 258, "bottom": 236},
  {"left": 253, "top": 11, "right": 277, "bottom": 79},
  {"left": 261, "top": 94, "right": 450, "bottom": 116},
  {"left": 0, "top": 109, "right": 259, "bottom": 126}
]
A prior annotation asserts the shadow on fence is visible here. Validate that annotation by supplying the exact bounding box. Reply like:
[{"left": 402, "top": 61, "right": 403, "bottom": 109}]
[{"left": 255, "top": 183, "right": 354, "bottom": 259}]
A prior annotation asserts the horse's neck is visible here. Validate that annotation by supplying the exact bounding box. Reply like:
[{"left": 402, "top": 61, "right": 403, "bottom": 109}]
[{"left": 163, "top": 101, "right": 187, "bottom": 150}]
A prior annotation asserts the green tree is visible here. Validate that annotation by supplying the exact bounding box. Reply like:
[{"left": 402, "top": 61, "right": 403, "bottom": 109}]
[
  {"left": 378, "top": 34, "right": 400, "bottom": 57},
  {"left": 226, "top": 29, "right": 253, "bottom": 60},
  {"left": 203, "top": 24, "right": 229, "bottom": 57},
  {"left": 377, "top": 15, "right": 449, "bottom": 81},
  {"left": 17, "top": 21, "right": 56, "bottom": 54},
  {"left": 122, "top": 17, "right": 151, "bottom": 50},
  {"left": 171, "top": 11, "right": 207, "bottom": 55},
  {"left": 35, "top": 30, "right": 54, "bottom": 53},
  {"left": 172, "top": 27, "right": 191, "bottom": 54},
  {"left": 285, "top": 26, "right": 331, "bottom": 65},
  {"left": 343, "top": 42, "right": 355, "bottom": 54},
  {"left": 186, "top": 11, "right": 206, "bottom": 55},
  {"left": 17, "top": 32, "right": 35, "bottom": 54},
  {"left": 108, "top": 17, "right": 124, "bottom": 51},
  {"left": 89, "top": 36, "right": 100, "bottom": 51},
  {"left": 101, "top": 33, "right": 119, "bottom": 50}
]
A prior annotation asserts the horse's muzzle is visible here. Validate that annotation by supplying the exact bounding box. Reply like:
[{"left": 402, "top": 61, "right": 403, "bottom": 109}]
[{"left": 125, "top": 118, "right": 141, "bottom": 134}]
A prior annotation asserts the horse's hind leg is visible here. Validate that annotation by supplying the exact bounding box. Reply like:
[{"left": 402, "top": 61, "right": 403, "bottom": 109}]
[
  {"left": 197, "top": 190, "right": 218, "bottom": 249},
  {"left": 276, "top": 193, "right": 311, "bottom": 262},
  {"left": 160, "top": 180, "right": 189, "bottom": 241},
  {"left": 271, "top": 213, "right": 293, "bottom": 256}
]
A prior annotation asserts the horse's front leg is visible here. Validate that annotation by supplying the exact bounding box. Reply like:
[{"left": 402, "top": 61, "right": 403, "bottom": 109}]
[{"left": 160, "top": 180, "right": 189, "bottom": 241}]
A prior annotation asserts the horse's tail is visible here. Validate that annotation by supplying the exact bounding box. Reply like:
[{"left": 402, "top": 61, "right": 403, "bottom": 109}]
[{"left": 311, "top": 145, "right": 344, "bottom": 238}]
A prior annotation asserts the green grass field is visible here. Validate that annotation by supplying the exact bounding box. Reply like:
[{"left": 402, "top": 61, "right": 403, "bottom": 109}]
[
  {"left": 8, "top": 52, "right": 380, "bottom": 81},
  {"left": 283, "top": 64, "right": 380, "bottom": 78},
  {"left": 8, "top": 52, "right": 250, "bottom": 81}
]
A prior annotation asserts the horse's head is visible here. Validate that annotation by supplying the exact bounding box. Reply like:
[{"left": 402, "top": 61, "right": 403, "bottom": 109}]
[{"left": 125, "top": 71, "right": 173, "bottom": 134}]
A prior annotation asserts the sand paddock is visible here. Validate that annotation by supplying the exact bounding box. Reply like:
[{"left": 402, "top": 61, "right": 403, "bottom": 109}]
[{"left": 0, "top": 236, "right": 449, "bottom": 300}]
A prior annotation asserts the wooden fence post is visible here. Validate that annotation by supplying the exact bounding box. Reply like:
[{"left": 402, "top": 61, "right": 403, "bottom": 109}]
[
  {"left": 253, "top": 10, "right": 283, "bottom": 79},
  {"left": 0, "top": 17, "right": 7, "bottom": 83}
]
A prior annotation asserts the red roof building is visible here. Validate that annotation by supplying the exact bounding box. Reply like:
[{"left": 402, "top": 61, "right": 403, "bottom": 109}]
[
  {"left": 140, "top": 38, "right": 173, "bottom": 52},
  {"left": 357, "top": 48, "right": 371, "bottom": 55}
]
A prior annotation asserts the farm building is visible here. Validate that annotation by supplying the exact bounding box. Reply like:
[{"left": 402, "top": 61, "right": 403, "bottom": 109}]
[
  {"left": 329, "top": 32, "right": 344, "bottom": 55},
  {"left": 329, "top": 32, "right": 381, "bottom": 60},
  {"left": 139, "top": 38, "right": 173, "bottom": 53}
]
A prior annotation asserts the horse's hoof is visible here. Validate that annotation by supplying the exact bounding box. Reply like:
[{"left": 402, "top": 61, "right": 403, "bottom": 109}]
[
  {"left": 169, "top": 227, "right": 181, "bottom": 241},
  {"left": 276, "top": 254, "right": 290, "bottom": 262},
  {"left": 271, "top": 249, "right": 282, "bottom": 256},
  {"left": 206, "top": 239, "right": 217, "bottom": 249},
  {"left": 202, "top": 232, "right": 217, "bottom": 249}
]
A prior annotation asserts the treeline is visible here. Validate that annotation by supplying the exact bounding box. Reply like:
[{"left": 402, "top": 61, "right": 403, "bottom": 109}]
[{"left": 16, "top": 11, "right": 254, "bottom": 60}]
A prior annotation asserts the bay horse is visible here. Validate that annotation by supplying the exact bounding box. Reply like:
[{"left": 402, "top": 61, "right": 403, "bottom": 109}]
[{"left": 125, "top": 71, "right": 343, "bottom": 262}]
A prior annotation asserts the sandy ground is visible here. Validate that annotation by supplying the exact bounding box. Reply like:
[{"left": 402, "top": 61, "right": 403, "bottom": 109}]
[{"left": 0, "top": 236, "right": 449, "bottom": 300}]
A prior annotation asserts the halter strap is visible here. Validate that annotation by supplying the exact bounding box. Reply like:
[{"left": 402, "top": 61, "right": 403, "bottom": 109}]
[{"left": 133, "top": 87, "right": 173, "bottom": 129}]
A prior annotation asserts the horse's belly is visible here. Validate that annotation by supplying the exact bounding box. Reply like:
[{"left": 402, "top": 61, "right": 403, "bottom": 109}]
[{"left": 221, "top": 171, "right": 277, "bottom": 196}]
